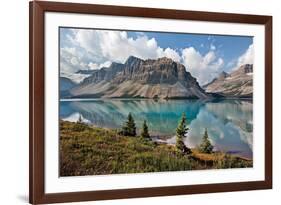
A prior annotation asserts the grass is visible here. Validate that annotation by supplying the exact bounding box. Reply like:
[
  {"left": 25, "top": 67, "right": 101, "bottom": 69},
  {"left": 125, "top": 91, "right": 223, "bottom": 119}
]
[{"left": 59, "top": 120, "right": 253, "bottom": 176}]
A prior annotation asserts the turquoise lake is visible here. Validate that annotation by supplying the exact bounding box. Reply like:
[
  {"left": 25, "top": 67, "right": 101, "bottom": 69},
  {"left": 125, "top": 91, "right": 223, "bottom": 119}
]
[{"left": 60, "top": 99, "right": 253, "bottom": 159}]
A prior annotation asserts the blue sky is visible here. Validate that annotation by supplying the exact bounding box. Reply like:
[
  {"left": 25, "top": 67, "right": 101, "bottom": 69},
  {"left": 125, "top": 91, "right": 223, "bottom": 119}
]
[
  {"left": 60, "top": 27, "right": 253, "bottom": 85},
  {"left": 128, "top": 31, "right": 253, "bottom": 71}
]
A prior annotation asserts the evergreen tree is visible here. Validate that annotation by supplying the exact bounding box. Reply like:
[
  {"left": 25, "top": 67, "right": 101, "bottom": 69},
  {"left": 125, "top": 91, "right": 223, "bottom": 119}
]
[
  {"left": 175, "top": 113, "right": 191, "bottom": 154},
  {"left": 73, "top": 114, "right": 87, "bottom": 131},
  {"left": 78, "top": 114, "right": 83, "bottom": 123},
  {"left": 199, "top": 128, "right": 213, "bottom": 153},
  {"left": 122, "top": 113, "right": 136, "bottom": 136},
  {"left": 141, "top": 120, "right": 150, "bottom": 139}
]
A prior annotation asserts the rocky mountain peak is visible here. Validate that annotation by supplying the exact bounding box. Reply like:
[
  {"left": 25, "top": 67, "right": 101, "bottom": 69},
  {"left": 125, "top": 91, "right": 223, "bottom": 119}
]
[
  {"left": 124, "top": 56, "right": 143, "bottom": 66},
  {"left": 205, "top": 64, "right": 253, "bottom": 98},
  {"left": 70, "top": 56, "right": 208, "bottom": 99},
  {"left": 232, "top": 64, "right": 253, "bottom": 77},
  {"left": 155, "top": 57, "right": 175, "bottom": 64},
  {"left": 242, "top": 64, "right": 253, "bottom": 73},
  {"left": 109, "top": 62, "right": 122, "bottom": 68},
  {"left": 118, "top": 56, "right": 198, "bottom": 87},
  {"left": 218, "top": 71, "right": 230, "bottom": 80}
]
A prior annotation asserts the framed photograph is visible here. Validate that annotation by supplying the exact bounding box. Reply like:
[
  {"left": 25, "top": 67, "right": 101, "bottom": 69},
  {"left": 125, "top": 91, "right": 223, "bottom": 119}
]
[{"left": 29, "top": 1, "right": 272, "bottom": 204}]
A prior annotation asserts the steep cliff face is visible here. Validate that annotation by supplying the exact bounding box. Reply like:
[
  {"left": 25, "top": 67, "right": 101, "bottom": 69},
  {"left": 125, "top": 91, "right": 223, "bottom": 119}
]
[
  {"left": 204, "top": 64, "right": 253, "bottom": 98},
  {"left": 60, "top": 77, "right": 76, "bottom": 98},
  {"left": 69, "top": 56, "right": 208, "bottom": 99},
  {"left": 81, "top": 62, "right": 124, "bottom": 85}
]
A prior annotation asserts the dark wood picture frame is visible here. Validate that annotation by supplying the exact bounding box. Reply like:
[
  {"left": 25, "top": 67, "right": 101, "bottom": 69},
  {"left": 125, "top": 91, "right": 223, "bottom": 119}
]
[{"left": 29, "top": 1, "right": 272, "bottom": 204}]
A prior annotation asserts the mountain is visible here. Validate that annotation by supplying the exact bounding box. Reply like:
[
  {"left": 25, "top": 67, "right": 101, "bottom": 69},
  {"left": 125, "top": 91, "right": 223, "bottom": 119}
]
[
  {"left": 203, "top": 71, "right": 230, "bottom": 90},
  {"left": 69, "top": 56, "right": 208, "bottom": 99},
  {"left": 60, "top": 72, "right": 90, "bottom": 84},
  {"left": 60, "top": 77, "right": 77, "bottom": 97},
  {"left": 204, "top": 64, "right": 253, "bottom": 98},
  {"left": 75, "top": 70, "right": 97, "bottom": 75}
]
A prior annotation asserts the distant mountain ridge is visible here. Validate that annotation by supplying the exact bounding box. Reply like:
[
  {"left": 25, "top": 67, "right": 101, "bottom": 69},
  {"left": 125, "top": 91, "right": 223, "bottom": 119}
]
[
  {"left": 68, "top": 56, "right": 208, "bottom": 99},
  {"left": 203, "top": 71, "right": 230, "bottom": 90},
  {"left": 60, "top": 77, "right": 77, "bottom": 97},
  {"left": 204, "top": 64, "right": 253, "bottom": 98},
  {"left": 75, "top": 70, "right": 97, "bottom": 75},
  {"left": 60, "top": 57, "right": 254, "bottom": 99}
]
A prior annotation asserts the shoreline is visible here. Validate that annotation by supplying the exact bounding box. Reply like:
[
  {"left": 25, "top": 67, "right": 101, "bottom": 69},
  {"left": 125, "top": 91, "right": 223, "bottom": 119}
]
[
  {"left": 59, "top": 120, "right": 253, "bottom": 176},
  {"left": 61, "top": 119, "right": 253, "bottom": 160},
  {"left": 60, "top": 118, "right": 253, "bottom": 160},
  {"left": 149, "top": 136, "right": 253, "bottom": 161}
]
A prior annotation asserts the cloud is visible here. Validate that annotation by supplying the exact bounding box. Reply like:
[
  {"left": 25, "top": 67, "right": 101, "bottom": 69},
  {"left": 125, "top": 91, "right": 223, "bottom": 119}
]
[
  {"left": 60, "top": 28, "right": 227, "bottom": 85},
  {"left": 210, "top": 44, "right": 216, "bottom": 51},
  {"left": 61, "top": 29, "right": 184, "bottom": 73},
  {"left": 73, "top": 29, "right": 165, "bottom": 64},
  {"left": 61, "top": 29, "right": 180, "bottom": 73},
  {"left": 237, "top": 44, "right": 254, "bottom": 66},
  {"left": 99, "top": 61, "right": 112, "bottom": 68},
  {"left": 161, "top": 47, "right": 181, "bottom": 62},
  {"left": 88, "top": 61, "right": 111, "bottom": 70},
  {"left": 204, "top": 51, "right": 216, "bottom": 64},
  {"left": 231, "top": 44, "right": 254, "bottom": 71},
  {"left": 60, "top": 47, "right": 89, "bottom": 73},
  {"left": 88, "top": 62, "right": 99, "bottom": 70},
  {"left": 182, "top": 48, "right": 224, "bottom": 85}
]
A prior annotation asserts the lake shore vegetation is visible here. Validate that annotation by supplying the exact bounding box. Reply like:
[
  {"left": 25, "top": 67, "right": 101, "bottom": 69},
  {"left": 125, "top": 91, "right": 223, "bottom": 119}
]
[{"left": 60, "top": 115, "right": 253, "bottom": 176}]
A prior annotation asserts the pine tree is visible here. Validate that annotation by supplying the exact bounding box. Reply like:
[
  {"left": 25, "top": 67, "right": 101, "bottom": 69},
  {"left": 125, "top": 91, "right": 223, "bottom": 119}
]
[
  {"left": 141, "top": 120, "right": 150, "bottom": 139},
  {"left": 175, "top": 113, "right": 191, "bottom": 154},
  {"left": 73, "top": 114, "right": 87, "bottom": 131},
  {"left": 78, "top": 114, "right": 83, "bottom": 123},
  {"left": 199, "top": 128, "right": 213, "bottom": 153},
  {"left": 122, "top": 113, "right": 136, "bottom": 136}
]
